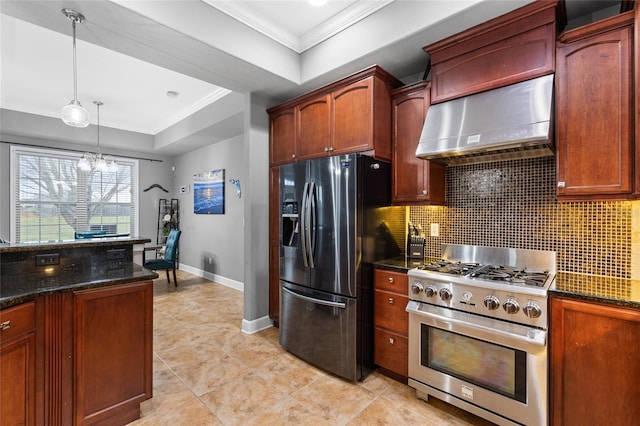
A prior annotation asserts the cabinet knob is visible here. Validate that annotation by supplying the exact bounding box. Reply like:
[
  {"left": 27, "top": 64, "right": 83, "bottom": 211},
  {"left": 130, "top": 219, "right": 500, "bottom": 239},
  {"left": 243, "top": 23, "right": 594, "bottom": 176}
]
[
  {"left": 422, "top": 190, "right": 427, "bottom": 195},
  {"left": 387, "top": 277, "right": 394, "bottom": 284},
  {"left": 0, "top": 320, "right": 10, "bottom": 330},
  {"left": 291, "top": 154, "right": 296, "bottom": 159},
  {"left": 557, "top": 181, "right": 566, "bottom": 188},
  {"left": 324, "top": 147, "right": 330, "bottom": 152},
  {"left": 388, "top": 297, "right": 395, "bottom": 304},
  {"left": 388, "top": 337, "right": 395, "bottom": 345},
  {"left": 329, "top": 147, "right": 334, "bottom": 152}
]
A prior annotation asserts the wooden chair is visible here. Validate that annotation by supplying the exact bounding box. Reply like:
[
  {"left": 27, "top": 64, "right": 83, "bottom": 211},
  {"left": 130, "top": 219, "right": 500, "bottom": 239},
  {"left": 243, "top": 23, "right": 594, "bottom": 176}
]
[{"left": 143, "top": 229, "right": 181, "bottom": 286}]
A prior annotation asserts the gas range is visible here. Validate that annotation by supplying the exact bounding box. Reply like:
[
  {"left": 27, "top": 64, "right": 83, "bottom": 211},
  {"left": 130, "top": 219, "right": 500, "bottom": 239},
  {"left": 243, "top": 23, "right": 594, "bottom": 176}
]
[{"left": 407, "top": 244, "right": 556, "bottom": 329}]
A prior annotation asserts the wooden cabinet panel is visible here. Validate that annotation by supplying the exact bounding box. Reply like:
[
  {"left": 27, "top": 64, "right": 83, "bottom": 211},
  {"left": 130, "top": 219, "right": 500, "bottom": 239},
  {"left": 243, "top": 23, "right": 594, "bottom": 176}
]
[
  {"left": 373, "top": 268, "right": 409, "bottom": 380},
  {"left": 267, "top": 65, "right": 401, "bottom": 166},
  {"left": 373, "top": 269, "right": 408, "bottom": 294},
  {"left": 374, "top": 329, "right": 408, "bottom": 377},
  {"left": 374, "top": 290, "right": 409, "bottom": 335},
  {"left": 332, "top": 77, "right": 374, "bottom": 155},
  {"left": 269, "top": 167, "right": 280, "bottom": 324},
  {"left": 270, "top": 107, "right": 296, "bottom": 165},
  {"left": 74, "top": 281, "right": 152, "bottom": 426},
  {"left": 391, "top": 82, "right": 445, "bottom": 205},
  {"left": 0, "top": 302, "right": 36, "bottom": 426},
  {"left": 426, "top": 1, "right": 559, "bottom": 103},
  {"left": 555, "top": 14, "right": 634, "bottom": 200},
  {"left": 297, "top": 95, "right": 331, "bottom": 160},
  {"left": 550, "top": 297, "right": 640, "bottom": 426}
]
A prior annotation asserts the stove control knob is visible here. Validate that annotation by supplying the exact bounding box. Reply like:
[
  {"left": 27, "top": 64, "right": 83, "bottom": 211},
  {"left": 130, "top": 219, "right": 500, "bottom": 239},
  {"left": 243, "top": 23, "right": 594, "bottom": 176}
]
[
  {"left": 425, "top": 285, "right": 438, "bottom": 297},
  {"left": 411, "top": 282, "right": 424, "bottom": 295},
  {"left": 503, "top": 299, "right": 520, "bottom": 314},
  {"left": 483, "top": 295, "right": 500, "bottom": 310},
  {"left": 439, "top": 288, "right": 452, "bottom": 302},
  {"left": 523, "top": 302, "right": 542, "bottom": 318}
]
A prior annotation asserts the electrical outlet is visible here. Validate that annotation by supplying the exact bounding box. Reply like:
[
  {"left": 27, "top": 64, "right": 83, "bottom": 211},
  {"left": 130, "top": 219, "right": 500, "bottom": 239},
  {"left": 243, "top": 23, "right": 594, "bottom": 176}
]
[
  {"left": 430, "top": 223, "right": 439, "bottom": 237},
  {"left": 36, "top": 253, "right": 60, "bottom": 266}
]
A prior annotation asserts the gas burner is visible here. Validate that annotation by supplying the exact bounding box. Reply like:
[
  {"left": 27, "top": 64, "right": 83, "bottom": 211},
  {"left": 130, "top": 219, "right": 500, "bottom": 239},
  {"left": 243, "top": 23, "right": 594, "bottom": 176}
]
[
  {"left": 418, "top": 261, "right": 480, "bottom": 276},
  {"left": 469, "top": 265, "right": 549, "bottom": 287}
]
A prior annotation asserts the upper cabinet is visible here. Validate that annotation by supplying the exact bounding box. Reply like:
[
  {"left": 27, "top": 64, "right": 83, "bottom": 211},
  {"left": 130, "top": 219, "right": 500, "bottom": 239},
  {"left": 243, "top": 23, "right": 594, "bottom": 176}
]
[
  {"left": 391, "top": 81, "right": 445, "bottom": 205},
  {"left": 267, "top": 66, "right": 402, "bottom": 165},
  {"left": 425, "top": 0, "right": 562, "bottom": 103},
  {"left": 555, "top": 12, "right": 634, "bottom": 201},
  {"left": 270, "top": 107, "right": 297, "bottom": 165}
]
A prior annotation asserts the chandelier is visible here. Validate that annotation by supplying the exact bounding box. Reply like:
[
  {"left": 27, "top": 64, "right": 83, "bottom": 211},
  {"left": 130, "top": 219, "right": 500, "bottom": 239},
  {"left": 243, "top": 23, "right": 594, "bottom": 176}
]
[
  {"left": 78, "top": 101, "right": 117, "bottom": 172},
  {"left": 60, "top": 8, "right": 90, "bottom": 128}
]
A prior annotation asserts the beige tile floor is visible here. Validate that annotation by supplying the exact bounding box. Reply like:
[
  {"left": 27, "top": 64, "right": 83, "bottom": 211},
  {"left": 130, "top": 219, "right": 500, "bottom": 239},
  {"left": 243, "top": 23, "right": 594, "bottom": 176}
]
[{"left": 129, "top": 270, "right": 495, "bottom": 426}]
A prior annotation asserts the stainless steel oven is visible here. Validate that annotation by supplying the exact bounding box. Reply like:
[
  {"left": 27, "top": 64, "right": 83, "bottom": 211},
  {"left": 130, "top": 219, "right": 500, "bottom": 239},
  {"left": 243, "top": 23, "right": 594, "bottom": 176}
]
[
  {"left": 406, "top": 245, "right": 555, "bottom": 426},
  {"left": 407, "top": 301, "right": 547, "bottom": 426}
]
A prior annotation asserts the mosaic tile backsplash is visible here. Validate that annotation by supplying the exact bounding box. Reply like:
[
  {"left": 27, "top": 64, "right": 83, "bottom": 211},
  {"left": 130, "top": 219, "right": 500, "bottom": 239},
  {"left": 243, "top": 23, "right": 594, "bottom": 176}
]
[{"left": 409, "top": 157, "right": 632, "bottom": 278}]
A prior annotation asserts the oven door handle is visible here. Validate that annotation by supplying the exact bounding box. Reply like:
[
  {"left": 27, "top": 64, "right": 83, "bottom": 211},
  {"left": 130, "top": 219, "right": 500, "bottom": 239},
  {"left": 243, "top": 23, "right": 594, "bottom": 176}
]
[{"left": 406, "top": 300, "right": 547, "bottom": 347}]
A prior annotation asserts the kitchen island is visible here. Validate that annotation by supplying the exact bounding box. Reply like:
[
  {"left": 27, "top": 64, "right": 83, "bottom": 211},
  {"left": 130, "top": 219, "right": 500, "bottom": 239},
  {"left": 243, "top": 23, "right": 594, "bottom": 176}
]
[{"left": 0, "top": 237, "right": 157, "bottom": 426}]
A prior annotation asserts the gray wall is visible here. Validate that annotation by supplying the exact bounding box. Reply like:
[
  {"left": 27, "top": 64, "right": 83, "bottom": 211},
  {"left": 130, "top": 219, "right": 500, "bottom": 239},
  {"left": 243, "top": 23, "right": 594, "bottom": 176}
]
[{"left": 172, "top": 134, "right": 245, "bottom": 281}]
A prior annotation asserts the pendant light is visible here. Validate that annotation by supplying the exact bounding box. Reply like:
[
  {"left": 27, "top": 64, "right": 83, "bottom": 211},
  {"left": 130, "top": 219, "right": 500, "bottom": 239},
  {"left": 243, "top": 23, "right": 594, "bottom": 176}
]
[
  {"left": 61, "top": 8, "right": 90, "bottom": 128},
  {"left": 78, "top": 101, "right": 117, "bottom": 172}
]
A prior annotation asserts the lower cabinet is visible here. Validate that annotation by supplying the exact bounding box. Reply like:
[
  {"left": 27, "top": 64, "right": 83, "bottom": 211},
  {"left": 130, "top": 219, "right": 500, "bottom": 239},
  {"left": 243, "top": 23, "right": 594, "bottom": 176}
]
[
  {"left": 550, "top": 297, "right": 640, "bottom": 426},
  {"left": 373, "top": 268, "right": 408, "bottom": 381},
  {"left": 0, "top": 302, "right": 36, "bottom": 426},
  {"left": 74, "top": 281, "right": 153, "bottom": 425},
  {"left": 0, "top": 281, "right": 152, "bottom": 426}
]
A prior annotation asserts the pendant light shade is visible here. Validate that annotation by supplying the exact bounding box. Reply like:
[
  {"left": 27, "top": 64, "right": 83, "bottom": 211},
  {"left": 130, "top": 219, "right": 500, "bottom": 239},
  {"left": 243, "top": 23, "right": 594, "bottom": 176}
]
[
  {"left": 78, "top": 101, "right": 117, "bottom": 172},
  {"left": 61, "top": 8, "right": 90, "bottom": 128}
]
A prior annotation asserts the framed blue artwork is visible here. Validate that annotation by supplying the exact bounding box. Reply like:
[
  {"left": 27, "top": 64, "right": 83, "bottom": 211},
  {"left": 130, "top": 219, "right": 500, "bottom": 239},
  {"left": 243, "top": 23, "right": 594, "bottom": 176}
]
[{"left": 193, "top": 169, "right": 225, "bottom": 214}]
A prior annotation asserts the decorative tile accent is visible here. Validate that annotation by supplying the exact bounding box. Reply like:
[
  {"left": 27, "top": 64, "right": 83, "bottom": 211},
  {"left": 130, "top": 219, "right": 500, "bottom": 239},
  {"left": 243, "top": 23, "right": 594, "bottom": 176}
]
[{"left": 409, "top": 157, "right": 632, "bottom": 278}]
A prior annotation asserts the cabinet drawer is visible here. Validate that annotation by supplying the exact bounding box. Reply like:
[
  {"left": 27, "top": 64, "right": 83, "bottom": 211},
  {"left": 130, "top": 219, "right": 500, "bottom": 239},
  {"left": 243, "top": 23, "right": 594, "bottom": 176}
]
[
  {"left": 0, "top": 301, "right": 36, "bottom": 342},
  {"left": 374, "top": 289, "right": 408, "bottom": 335},
  {"left": 374, "top": 328, "right": 408, "bottom": 376},
  {"left": 374, "top": 269, "right": 408, "bottom": 294}
]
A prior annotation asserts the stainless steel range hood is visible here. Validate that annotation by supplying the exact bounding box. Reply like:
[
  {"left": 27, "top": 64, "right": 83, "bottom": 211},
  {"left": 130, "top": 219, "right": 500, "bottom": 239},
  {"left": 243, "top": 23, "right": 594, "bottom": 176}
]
[{"left": 416, "top": 74, "right": 554, "bottom": 165}]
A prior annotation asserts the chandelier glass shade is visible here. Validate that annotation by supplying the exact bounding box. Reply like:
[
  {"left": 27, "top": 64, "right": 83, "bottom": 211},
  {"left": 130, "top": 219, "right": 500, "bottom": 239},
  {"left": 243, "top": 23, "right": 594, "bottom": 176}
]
[
  {"left": 61, "top": 9, "right": 90, "bottom": 128},
  {"left": 78, "top": 101, "right": 117, "bottom": 172}
]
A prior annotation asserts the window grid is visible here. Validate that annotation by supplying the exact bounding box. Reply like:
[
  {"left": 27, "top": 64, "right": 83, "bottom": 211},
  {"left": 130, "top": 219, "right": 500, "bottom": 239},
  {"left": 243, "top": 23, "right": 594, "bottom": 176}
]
[{"left": 11, "top": 146, "right": 138, "bottom": 243}]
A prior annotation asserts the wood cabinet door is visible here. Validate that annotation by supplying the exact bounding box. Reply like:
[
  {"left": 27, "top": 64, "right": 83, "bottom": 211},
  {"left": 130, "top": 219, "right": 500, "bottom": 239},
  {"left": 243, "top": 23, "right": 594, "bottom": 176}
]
[
  {"left": 331, "top": 77, "right": 373, "bottom": 154},
  {"left": 556, "top": 23, "right": 633, "bottom": 199},
  {"left": 0, "top": 302, "right": 37, "bottom": 426},
  {"left": 297, "top": 94, "right": 331, "bottom": 160},
  {"left": 391, "top": 83, "right": 446, "bottom": 204},
  {"left": 374, "top": 328, "right": 408, "bottom": 377},
  {"left": 74, "top": 281, "right": 153, "bottom": 426},
  {"left": 270, "top": 107, "right": 296, "bottom": 165},
  {"left": 550, "top": 297, "right": 640, "bottom": 426},
  {"left": 269, "top": 167, "right": 280, "bottom": 324}
]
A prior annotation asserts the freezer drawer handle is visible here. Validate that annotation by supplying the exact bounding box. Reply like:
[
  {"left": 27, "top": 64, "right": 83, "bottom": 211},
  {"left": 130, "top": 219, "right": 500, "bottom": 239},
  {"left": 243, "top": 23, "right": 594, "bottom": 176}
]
[{"left": 282, "top": 287, "right": 346, "bottom": 309}]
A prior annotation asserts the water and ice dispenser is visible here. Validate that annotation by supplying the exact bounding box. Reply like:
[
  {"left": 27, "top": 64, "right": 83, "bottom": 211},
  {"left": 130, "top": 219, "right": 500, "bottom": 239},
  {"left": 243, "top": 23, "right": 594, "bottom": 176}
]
[{"left": 282, "top": 199, "right": 299, "bottom": 246}]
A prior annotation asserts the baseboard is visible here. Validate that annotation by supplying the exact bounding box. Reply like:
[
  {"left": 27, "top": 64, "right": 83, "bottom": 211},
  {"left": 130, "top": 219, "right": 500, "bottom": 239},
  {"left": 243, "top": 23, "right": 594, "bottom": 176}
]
[
  {"left": 241, "top": 316, "right": 273, "bottom": 335},
  {"left": 178, "top": 263, "right": 244, "bottom": 292}
]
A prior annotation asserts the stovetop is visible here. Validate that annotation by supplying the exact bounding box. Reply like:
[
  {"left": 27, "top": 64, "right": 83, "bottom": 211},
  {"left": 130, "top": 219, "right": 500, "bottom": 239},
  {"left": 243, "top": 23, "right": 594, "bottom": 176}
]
[{"left": 407, "top": 245, "right": 556, "bottom": 329}]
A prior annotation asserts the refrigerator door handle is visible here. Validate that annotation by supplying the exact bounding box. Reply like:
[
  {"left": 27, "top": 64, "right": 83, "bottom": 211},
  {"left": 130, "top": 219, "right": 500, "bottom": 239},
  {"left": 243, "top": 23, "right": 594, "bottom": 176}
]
[
  {"left": 308, "top": 182, "right": 317, "bottom": 268},
  {"left": 300, "top": 182, "right": 310, "bottom": 267},
  {"left": 282, "top": 287, "right": 346, "bottom": 309}
]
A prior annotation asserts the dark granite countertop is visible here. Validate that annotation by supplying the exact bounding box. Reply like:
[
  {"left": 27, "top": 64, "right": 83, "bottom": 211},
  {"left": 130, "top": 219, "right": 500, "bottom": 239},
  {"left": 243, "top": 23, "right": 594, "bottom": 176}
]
[
  {"left": 550, "top": 272, "right": 640, "bottom": 310},
  {"left": 0, "top": 236, "right": 151, "bottom": 253},
  {"left": 1, "top": 263, "right": 158, "bottom": 310},
  {"left": 1, "top": 237, "right": 157, "bottom": 310}
]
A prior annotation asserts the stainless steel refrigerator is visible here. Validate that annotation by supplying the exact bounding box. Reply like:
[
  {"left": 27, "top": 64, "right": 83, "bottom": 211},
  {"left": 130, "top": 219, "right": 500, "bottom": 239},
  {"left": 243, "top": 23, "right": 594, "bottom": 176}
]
[{"left": 279, "top": 153, "right": 393, "bottom": 381}]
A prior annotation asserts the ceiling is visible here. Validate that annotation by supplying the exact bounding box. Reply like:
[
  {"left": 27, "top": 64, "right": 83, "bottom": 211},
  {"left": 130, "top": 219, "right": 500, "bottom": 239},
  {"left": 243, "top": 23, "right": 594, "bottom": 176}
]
[{"left": 0, "top": 0, "right": 625, "bottom": 156}]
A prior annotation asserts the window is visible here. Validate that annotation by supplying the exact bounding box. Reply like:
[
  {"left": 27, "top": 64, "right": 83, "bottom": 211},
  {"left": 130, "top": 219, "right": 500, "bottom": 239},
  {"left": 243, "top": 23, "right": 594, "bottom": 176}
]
[{"left": 10, "top": 146, "right": 138, "bottom": 243}]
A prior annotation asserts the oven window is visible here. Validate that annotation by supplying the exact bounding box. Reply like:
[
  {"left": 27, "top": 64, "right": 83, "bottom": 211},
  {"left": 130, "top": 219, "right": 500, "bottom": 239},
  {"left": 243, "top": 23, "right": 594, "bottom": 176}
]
[{"left": 421, "top": 324, "right": 526, "bottom": 403}]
